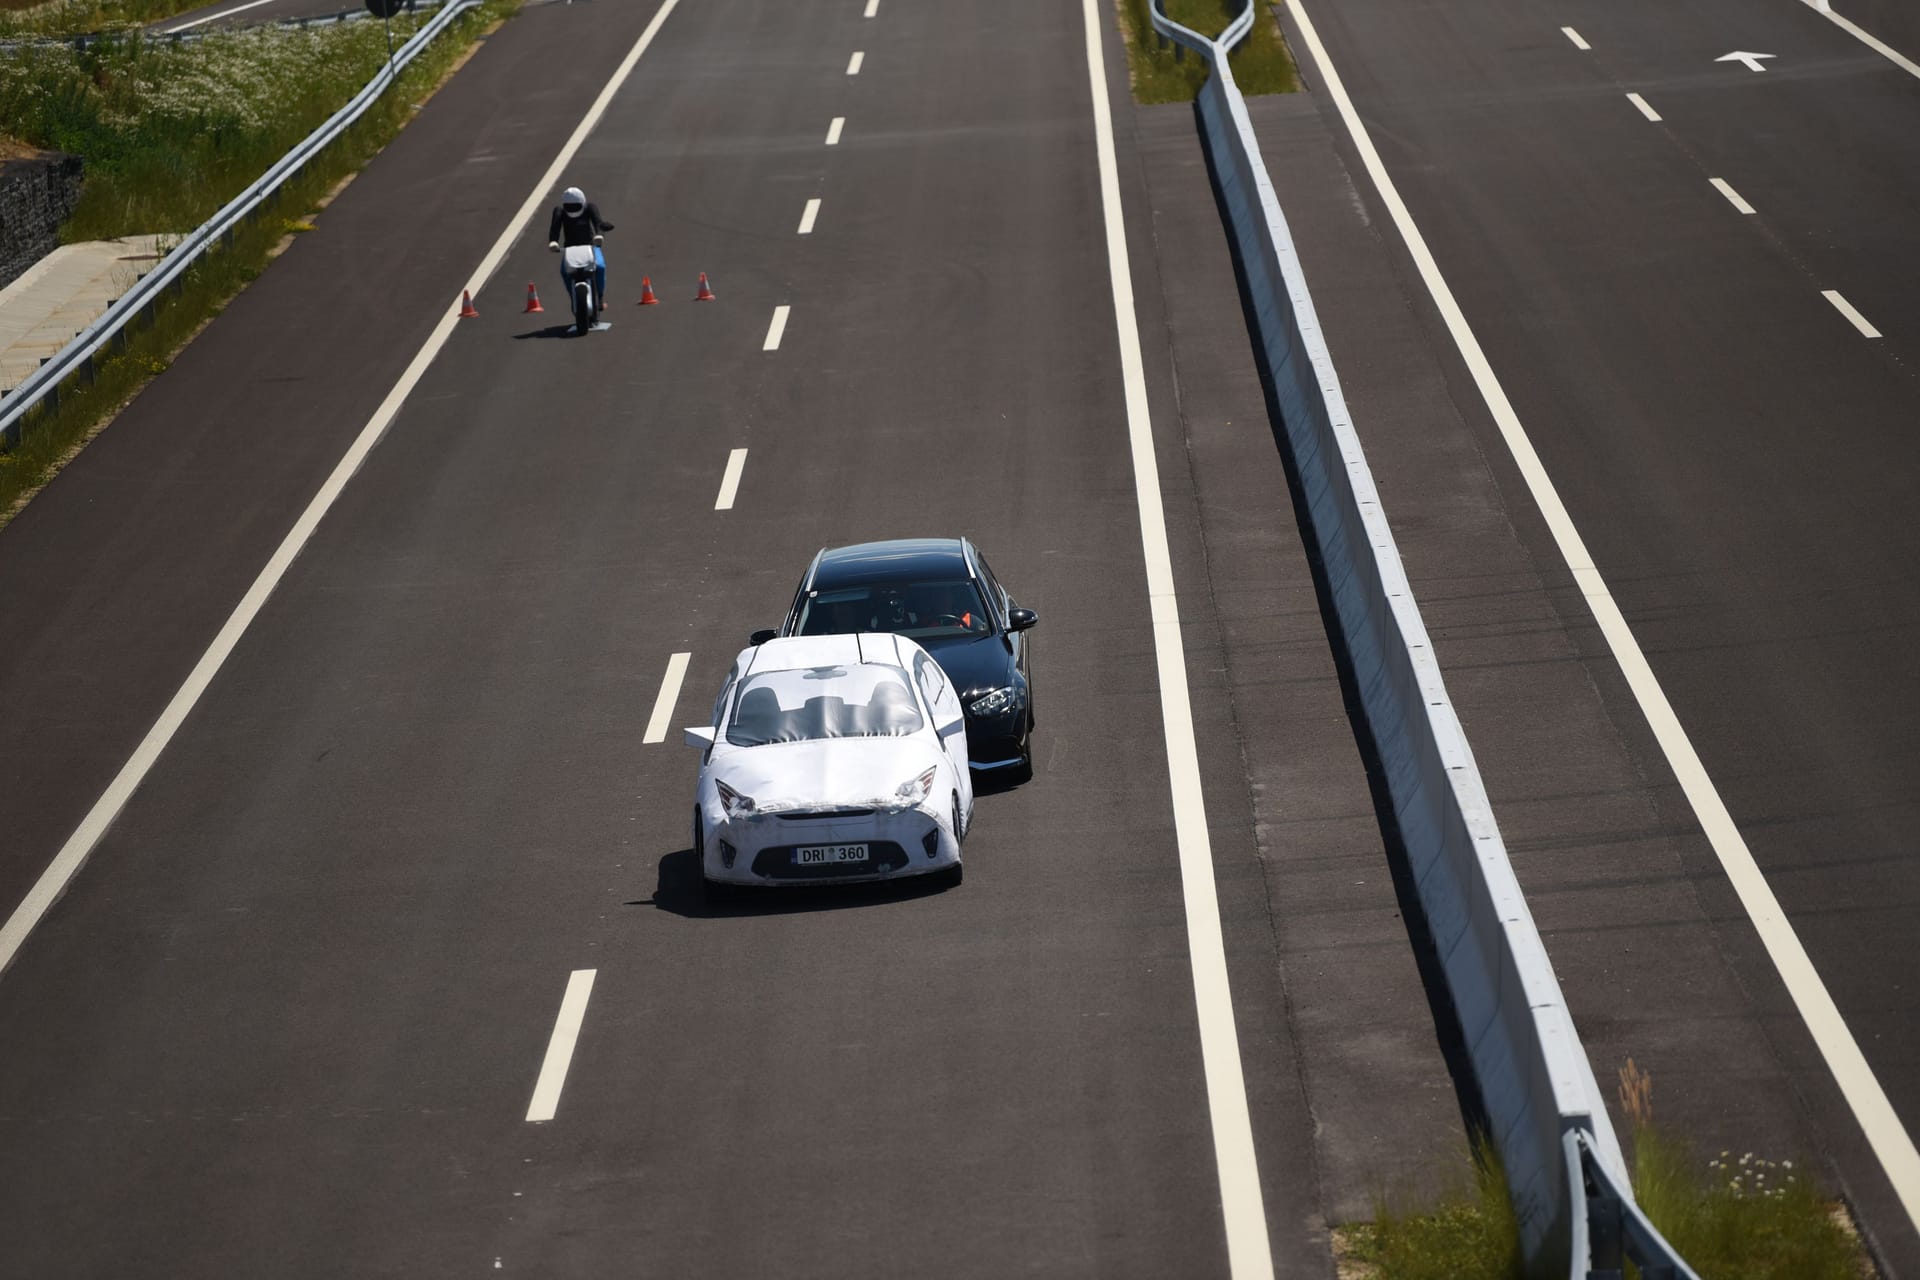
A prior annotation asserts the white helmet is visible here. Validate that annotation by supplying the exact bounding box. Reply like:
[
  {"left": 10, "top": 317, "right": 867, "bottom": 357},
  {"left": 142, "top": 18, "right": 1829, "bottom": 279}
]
[{"left": 561, "top": 186, "right": 586, "bottom": 215}]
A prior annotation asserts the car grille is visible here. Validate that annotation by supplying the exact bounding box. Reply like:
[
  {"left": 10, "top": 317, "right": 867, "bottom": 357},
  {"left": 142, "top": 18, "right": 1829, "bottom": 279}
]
[
  {"left": 751, "top": 842, "right": 911, "bottom": 880},
  {"left": 772, "top": 808, "right": 875, "bottom": 820}
]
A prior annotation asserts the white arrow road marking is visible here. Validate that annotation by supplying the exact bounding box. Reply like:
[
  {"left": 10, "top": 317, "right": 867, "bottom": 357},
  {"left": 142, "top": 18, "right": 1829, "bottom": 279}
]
[
  {"left": 1716, "top": 50, "right": 1776, "bottom": 71},
  {"left": 526, "top": 970, "right": 596, "bottom": 1123},
  {"left": 1823, "top": 290, "right": 1882, "bottom": 338}
]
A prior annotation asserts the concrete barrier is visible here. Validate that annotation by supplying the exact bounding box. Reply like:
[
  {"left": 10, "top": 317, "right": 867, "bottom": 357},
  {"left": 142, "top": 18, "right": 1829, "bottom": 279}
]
[{"left": 1141, "top": 4, "right": 1647, "bottom": 1273}]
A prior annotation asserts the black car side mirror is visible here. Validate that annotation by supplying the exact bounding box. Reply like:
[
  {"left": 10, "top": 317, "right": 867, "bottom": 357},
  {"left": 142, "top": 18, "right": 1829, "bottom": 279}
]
[
  {"left": 749, "top": 628, "right": 778, "bottom": 646},
  {"left": 1007, "top": 608, "right": 1038, "bottom": 632}
]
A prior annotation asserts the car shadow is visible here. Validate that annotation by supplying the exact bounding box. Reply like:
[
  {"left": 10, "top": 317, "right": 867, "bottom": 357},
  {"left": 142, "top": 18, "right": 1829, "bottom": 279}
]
[{"left": 636, "top": 847, "right": 958, "bottom": 919}]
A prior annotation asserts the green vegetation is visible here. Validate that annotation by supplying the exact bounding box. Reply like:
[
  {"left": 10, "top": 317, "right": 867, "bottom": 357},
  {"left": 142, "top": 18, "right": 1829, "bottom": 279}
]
[
  {"left": 1339, "top": 1144, "right": 1524, "bottom": 1280},
  {"left": 2, "top": 16, "right": 446, "bottom": 239},
  {"left": 1114, "top": 0, "right": 1299, "bottom": 104},
  {"left": 0, "top": 1, "right": 517, "bottom": 525},
  {"left": 1617, "top": 1061, "right": 1866, "bottom": 1280},
  {"left": 2, "top": 0, "right": 219, "bottom": 37},
  {"left": 1335, "top": 1062, "right": 1873, "bottom": 1279}
]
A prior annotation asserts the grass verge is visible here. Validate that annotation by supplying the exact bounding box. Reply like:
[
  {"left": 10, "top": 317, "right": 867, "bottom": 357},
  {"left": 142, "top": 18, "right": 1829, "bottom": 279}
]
[
  {"left": 1333, "top": 1062, "right": 1874, "bottom": 1278},
  {"left": 3, "top": 15, "right": 454, "bottom": 238},
  {"left": 2, "top": 0, "right": 235, "bottom": 38},
  {"left": 0, "top": 0, "right": 517, "bottom": 527},
  {"left": 1113, "top": 0, "right": 1298, "bottom": 104}
]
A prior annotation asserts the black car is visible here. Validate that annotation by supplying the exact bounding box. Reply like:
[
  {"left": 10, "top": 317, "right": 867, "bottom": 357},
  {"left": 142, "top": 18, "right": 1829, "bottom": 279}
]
[{"left": 755, "top": 538, "right": 1038, "bottom": 781}]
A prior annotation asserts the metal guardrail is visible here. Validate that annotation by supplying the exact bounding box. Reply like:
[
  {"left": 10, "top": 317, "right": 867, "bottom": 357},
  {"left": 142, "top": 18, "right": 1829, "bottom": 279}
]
[
  {"left": 0, "top": 0, "right": 480, "bottom": 448},
  {"left": 1145, "top": 3, "right": 1703, "bottom": 1276},
  {"left": 1567, "top": 1129, "right": 1702, "bottom": 1280}
]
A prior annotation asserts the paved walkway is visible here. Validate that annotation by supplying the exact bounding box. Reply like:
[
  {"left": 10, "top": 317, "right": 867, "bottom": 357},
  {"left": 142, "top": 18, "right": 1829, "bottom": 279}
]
[{"left": 0, "top": 236, "right": 169, "bottom": 394}]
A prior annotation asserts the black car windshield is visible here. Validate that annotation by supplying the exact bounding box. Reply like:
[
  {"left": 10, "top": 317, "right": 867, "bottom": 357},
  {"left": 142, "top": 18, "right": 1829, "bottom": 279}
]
[
  {"left": 726, "top": 664, "right": 925, "bottom": 747},
  {"left": 795, "top": 580, "right": 992, "bottom": 640}
]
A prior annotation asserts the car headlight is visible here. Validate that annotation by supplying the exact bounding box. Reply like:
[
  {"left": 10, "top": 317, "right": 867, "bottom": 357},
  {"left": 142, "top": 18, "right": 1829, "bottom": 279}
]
[
  {"left": 967, "top": 686, "right": 1018, "bottom": 717},
  {"left": 715, "top": 780, "right": 755, "bottom": 815},
  {"left": 897, "top": 767, "right": 938, "bottom": 804}
]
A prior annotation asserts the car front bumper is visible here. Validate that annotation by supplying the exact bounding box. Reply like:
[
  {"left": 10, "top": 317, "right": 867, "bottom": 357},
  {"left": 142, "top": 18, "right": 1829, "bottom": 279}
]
[{"left": 701, "top": 802, "right": 959, "bottom": 886}]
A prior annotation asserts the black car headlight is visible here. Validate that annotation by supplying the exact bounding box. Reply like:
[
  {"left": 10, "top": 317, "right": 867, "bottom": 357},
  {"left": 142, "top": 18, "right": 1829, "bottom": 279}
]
[{"left": 967, "top": 686, "right": 1019, "bottom": 717}]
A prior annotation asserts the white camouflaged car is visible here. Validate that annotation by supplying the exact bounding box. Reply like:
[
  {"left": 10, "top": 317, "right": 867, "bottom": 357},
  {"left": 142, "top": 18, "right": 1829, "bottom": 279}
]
[{"left": 685, "top": 633, "right": 974, "bottom": 897}]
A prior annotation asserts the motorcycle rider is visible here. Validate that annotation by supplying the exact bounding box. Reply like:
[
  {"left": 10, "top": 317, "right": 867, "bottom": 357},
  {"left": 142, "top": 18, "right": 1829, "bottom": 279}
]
[{"left": 546, "top": 185, "right": 614, "bottom": 308}]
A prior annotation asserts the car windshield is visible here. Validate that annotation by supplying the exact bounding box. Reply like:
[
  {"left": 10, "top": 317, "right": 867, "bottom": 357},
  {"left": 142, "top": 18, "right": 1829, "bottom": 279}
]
[
  {"left": 725, "top": 664, "right": 925, "bottom": 747},
  {"left": 794, "top": 580, "right": 992, "bottom": 640}
]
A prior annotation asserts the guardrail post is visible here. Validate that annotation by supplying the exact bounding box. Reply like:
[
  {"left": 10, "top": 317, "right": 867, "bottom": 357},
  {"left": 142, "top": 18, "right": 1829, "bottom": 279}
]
[{"left": 1586, "top": 1181, "right": 1623, "bottom": 1279}]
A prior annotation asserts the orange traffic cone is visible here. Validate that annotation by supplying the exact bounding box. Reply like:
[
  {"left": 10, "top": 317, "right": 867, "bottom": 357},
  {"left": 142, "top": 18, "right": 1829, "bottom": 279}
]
[
  {"left": 694, "top": 272, "right": 716, "bottom": 302},
  {"left": 638, "top": 276, "right": 659, "bottom": 305},
  {"left": 523, "top": 282, "right": 543, "bottom": 313},
  {"left": 459, "top": 290, "right": 479, "bottom": 318}
]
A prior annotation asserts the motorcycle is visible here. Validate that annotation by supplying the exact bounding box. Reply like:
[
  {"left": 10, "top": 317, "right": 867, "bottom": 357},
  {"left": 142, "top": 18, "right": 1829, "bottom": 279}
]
[{"left": 557, "top": 237, "right": 604, "bottom": 334}]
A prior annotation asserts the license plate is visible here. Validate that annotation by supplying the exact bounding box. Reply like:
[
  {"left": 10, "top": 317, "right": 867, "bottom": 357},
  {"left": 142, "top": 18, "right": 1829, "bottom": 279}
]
[{"left": 794, "top": 843, "right": 869, "bottom": 866}]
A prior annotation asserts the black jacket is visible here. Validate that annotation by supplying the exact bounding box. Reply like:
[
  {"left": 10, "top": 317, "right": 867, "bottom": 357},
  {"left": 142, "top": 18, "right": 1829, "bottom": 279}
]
[{"left": 548, "top": 202, "right": 614, "bottom": 247}]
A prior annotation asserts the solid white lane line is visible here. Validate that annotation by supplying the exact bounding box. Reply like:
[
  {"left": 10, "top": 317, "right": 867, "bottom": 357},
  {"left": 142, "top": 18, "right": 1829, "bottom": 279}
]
[
  {"left": 1626, "top": 92, "right": 1662, "bottom": 122},
  {"left": 763, "top": 305, "right": 790, "bottom": 351},
  {"left": 1710, "top": 178, "right": 1756, "bottom": 215},
  {"left": 162, "top": 0, "right": 274, "bottom": 32},
  {"left": 797, "top": 198, "right": 821, "bottom": 235},
  {"left": 644, "top": 653, "right": 692, "bottom": 743},
  {"left": 825, "top": 116, "right": 845, "bottom": 145},
  {"left": 1562, "top": 25, "right": 1591, "bottom": 50},
  {"left": 1079, "top": 2, "right": 1272, "bottom": 1276},
  {"left": 714, "top": 448, "right": 748, "bottom": 510},
  {"left": 1797, "top": 0, "right": 1920, "bottom": 80},
  {"left": 1289, "top": 0, "right": 1920, "bottom": 1236},
  {"left": 0, "top": 0, "right": 687, "bottom": 984},
  {"left": 863, "top": 0, "right": 878, "bottom": 15},
  {"left": 525, "top": 970, "right": 596, "bottom": 1123},
  {"left": 846, "top": 50, "right": 864, "bottom": 75},
  {"left": 1823, "top": 289, "right": 1883, "bottom": 338}
]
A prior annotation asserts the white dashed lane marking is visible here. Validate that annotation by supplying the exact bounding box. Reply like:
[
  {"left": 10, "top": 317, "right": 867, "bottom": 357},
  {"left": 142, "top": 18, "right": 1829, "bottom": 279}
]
[
  {"left": 525, "top": 970, "right": 596, "bottom": 1123},
  {"left": 714, "top": 449, "right": 748, "bottom": 510},
  {"left": 1562, "top": 26, "right": 1591, "bottom": 49},
  {"left": 643, "top": 653, "right": 692, "bottom": 744},
  {"left": 846, "top": 50, "right": 864, "bottom": 75},
  {"left": 1823, "top": 290, "right": 1882, "bottom": 338},
  {"left": 1627, "top": 92, "right": 1662, "bottom": 121},
  {"left": 825, "top": 116, "right": 845, "bottom": 145},
  {"left": 798, "top": 198, "right": 821, "bottom": 235},
  {"left": 1710, "top": 178, "right": 1756, "bottom": 214},
  {"left": 763, "top": 305, "right": 791, "bottom": 351}
]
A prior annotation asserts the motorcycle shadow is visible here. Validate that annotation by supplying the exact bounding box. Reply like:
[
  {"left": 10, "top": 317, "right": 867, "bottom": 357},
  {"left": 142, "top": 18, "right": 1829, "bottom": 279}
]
[{"left": 513, "top": 323, "right": 602, "bottom": 340}]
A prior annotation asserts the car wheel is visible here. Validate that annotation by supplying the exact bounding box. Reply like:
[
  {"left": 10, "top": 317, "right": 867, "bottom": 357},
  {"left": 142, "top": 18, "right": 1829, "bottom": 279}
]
[{"left": 953, "top": 793, "right": 965, "bottom": 844}]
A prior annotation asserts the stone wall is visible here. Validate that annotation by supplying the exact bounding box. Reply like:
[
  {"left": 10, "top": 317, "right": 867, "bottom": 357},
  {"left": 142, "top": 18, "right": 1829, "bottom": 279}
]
[{"left": 0, "top": 153, "right": 85, "bottom": 291}]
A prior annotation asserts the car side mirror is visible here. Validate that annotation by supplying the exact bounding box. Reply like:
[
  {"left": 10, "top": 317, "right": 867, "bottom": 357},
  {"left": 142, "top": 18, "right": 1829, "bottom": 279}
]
[
  {"left": 684, "top": 725, "right": 717, "bottom": 749},
  {"left": 749, "top": 628, "right": 778, "bottom": 646},
  {"left": 937, "top": 716, "right": 965, "bottom": 737},
  {"left": 1007, "top": 608, "right": 1038, "bottom": 632}
]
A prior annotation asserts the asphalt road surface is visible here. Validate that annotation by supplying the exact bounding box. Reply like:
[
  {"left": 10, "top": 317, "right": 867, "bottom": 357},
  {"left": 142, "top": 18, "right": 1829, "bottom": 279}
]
[
  {"left": 1279, "top": 0, "right": 1920, "bottom": 1268},
  {"left": 0, "top": 0, "right": 1469, "bottom": 1275}
]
